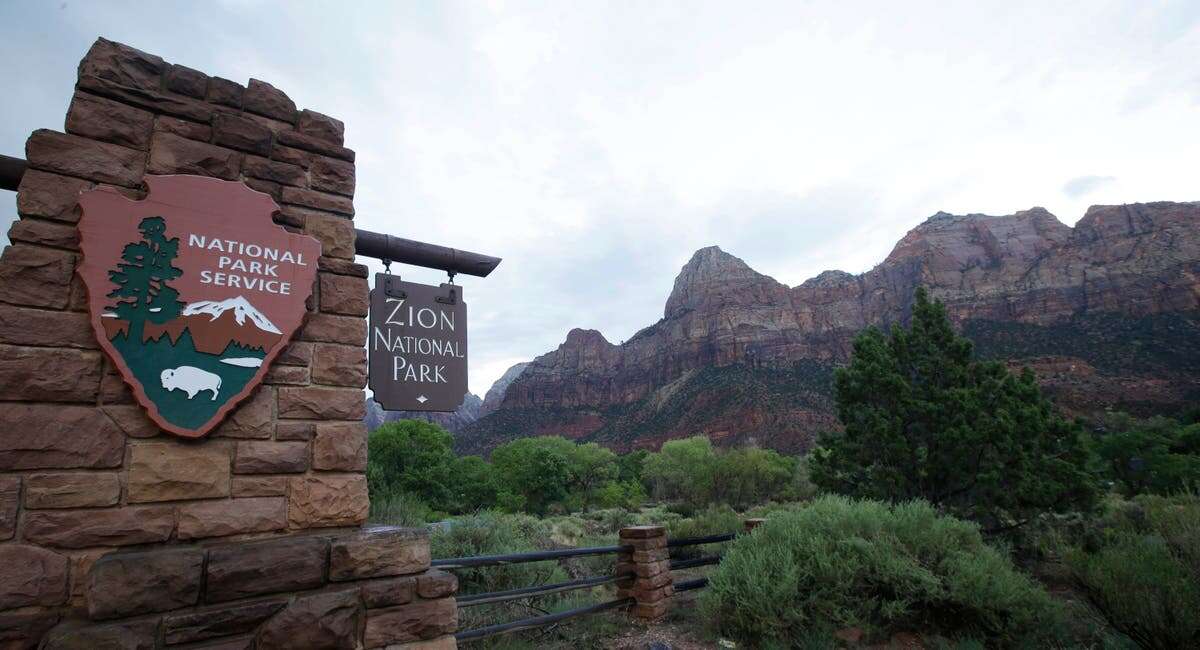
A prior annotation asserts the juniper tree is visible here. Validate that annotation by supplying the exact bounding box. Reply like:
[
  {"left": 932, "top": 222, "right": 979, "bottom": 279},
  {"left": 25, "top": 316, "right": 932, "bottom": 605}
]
[
  {"left": 810, "top": 287, "right": 1099, "bottom": 531},
  {"left": 106, "top": 216, "right": 184, "bottom": 341}
]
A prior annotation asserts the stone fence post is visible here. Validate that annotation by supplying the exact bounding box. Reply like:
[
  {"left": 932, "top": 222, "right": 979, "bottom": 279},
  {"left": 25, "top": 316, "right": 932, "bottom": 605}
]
[{"left": 616, "top": 525, "right": 672, "bottom": 621}]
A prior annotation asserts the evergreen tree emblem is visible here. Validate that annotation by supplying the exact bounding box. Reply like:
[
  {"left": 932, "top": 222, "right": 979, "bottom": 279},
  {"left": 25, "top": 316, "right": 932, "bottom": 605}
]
[{"left": 106, "top": 216, "right": 185, "bottom": 341}]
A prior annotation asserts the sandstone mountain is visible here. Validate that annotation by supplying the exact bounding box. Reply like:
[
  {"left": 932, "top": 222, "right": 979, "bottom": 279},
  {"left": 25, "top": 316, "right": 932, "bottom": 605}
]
[{"left": 457, "top": 201, "right": 1200, "bottom": 455}]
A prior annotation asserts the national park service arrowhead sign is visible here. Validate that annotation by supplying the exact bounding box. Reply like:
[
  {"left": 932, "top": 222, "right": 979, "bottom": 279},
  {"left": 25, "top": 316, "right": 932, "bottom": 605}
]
[{"left": 77, "top": 175, "right": 321, "bottom": 438}]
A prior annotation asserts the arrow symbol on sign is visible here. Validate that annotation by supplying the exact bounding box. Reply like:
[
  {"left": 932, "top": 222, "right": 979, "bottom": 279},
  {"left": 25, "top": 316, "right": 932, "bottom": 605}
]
[{"left": 416, "top": 395, "right": 428, "bottom": 404}]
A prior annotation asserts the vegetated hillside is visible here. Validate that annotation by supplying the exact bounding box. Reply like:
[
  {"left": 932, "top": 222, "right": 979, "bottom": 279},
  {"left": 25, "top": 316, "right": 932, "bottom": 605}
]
[{"left": 457, "top": 202, "right": 1200, "bottom": 455}]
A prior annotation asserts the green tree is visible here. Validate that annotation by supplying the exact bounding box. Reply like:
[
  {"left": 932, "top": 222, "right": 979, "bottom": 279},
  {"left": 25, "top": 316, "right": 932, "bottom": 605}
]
[
  {"left": 106, "top": 216, "right": 184, "bottom": 341},
  {"left": 1094, "top": 413, "right": 1200, "bottom": 496},
  {"left": 642, "top": 436, "right": 718, "bottom": 505},
  {"left": 445, "top": 455, "right": 499, "bottom": 512},
  {"left": 367, "top": 420, "right": 456, "bottom": 510},
  {"left": 490, "top": 437, "right": 573, "bottom": 515},
  {"left": 810, "top": 287, "right": 1099, "bottom": 531},
  {"left": 564, "top": 442, "right": 619, "bottom": 508}
]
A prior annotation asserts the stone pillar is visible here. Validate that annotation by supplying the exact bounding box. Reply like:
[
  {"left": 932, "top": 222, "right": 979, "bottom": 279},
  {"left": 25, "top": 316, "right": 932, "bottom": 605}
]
[
  {"left": 616, "top": 525, "right": 673, "bottom": 621},
  {"left": 0, "top": 37, "right": 456, "bottom": 648},
  {"left": 743, "top": 518, "right": 766, "bottom": 532}
]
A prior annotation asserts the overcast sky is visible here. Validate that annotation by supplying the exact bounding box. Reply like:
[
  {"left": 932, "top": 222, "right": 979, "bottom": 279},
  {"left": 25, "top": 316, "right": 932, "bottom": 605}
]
[{"left": 2, "top": 1, "right": 1198, "bottom": 395}]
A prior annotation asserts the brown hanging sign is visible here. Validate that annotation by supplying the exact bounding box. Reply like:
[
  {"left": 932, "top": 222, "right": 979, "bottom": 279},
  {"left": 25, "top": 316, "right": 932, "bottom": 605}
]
[
  {"left": 76, "top": 175, "right": 321, "bottom": 438},
  {"left": 369, "top": 274, "right": 469, "bottom": 412}
]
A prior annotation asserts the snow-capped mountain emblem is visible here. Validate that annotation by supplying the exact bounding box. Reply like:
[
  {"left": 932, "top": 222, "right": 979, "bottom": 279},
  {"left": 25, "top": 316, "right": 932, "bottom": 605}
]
[{"left": 182, "top": 296, "right": 282, "bottom": 334}]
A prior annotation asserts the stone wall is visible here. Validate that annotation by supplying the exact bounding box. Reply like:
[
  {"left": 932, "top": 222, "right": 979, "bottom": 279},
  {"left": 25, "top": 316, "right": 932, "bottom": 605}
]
[{"left": 0, "top": 38, "right": 456, "bottom": 648}]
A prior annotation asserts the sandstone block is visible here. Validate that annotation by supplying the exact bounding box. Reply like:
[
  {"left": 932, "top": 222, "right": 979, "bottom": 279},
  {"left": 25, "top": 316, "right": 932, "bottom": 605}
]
[
  {"left": 244, "top": 79, "right": 296, "bottom": 122},
  {"left": 234, "top": 440, "right": 309, "bottom": 474},
  {"left": 243, "top": 154, "right": 306, "bottom": 186},
  {"left": 148, "top": 132, "right": 243, "bottom": 179},
  {"left": 24, "top": 472, "right": 120, "bottom": 509},
  {"left": 271, "top": 143, "right": 313, "bottom": 168},
  {"left": 276, "top": 421, "right": 316, "bottom": 440},
  {"left": 155, "top": 114, "right": 212, "bottom": 142},
  {"left": 0, "top": 609, "right": 60, "bottom": 648},
  {"left": 0, "top": 344, "right": 101, "bottom": 402},
  {"left": 0, "top": 241, "right": 75, "bottom": 309},
  {"left": 619, "top": 525, "right": 666, "bottom": 539},
  {"left": 164, "top": 63, "right": 209, "bottom": 98},
  {"left": 629, "top": 548, "right": 669, "bottom": 563},
  {"left": 278, "top": 386, "right": 366, "bottom": 420},
  {"left": 282, "top": 186, "right": 354, "bottom": 216},
  {"left": 99, "top": 362, "right": 135, "bottom": 404},
  {"left": 87, "top": 547, "right": 203, "bottom": 619},
  {"left": 299, "top": 313, "right": 367, "bottom": 346},
  {"left": 277, "top": 128, "right": 355, "bottom": 162},
  {"left": 265, "top": 363, "right": 310, "bottom": 385},
  {"left": 256, "top": 589, "right": 360, "bottom": 649},
  {"left": 0, "top": 545, "right": 68, "bottom": 609},
  {"left": 300, "top": 210, "right": 356, "bottom": 259},
  {"left": 127, "top": 441, "right": 231, "bottom": 502},
  {"left": 312, "top": 421, "right": 367, "bottom": 471},
  {"left": 41, "top": 619, "right": 157, "bottom": 650},
  {"left": 416, "top": 570, "right": 458, "bottom": 599},
  {"left": 243, "top": 177, "right": 281, "bottom": 201},
  {"left": 0, "top": 403, "right": 124, "bottom": 469},
  {"left": 0, "top": 305, "right": 94, "bottom": 349},
  {"left": 213, "top": 385, "right": 274, "bottom": 439},
  {"left": 177, "top": 496, "right": 288, "bottom": 540},
  {"left": 319, "top": 256, "right": 369, "bottom": 278},
  {"left": 310, "top": 155, "right": 355, "bottom": 196},
  {"left": 213, "top": 112, "right": 273, "bottom": 155},
  {"left": 389, "top": 637, "right": 459, "bottom": 650},
  {"left": 330, "top": 527, "right": 430, "bottom": 581},
  {"left": 205, "top": 536, "right": 327, "bottom": 602},
  {"left": 232, "top": 476, "right": 288, "bottom": 497},
  {"left": 297, "top": 109, "right": 345, "bottom": 145},
  {"left": 360, "top": 576, "right": 416, "bottom": 608},
  {"left": 8, "top": 217, "right": 80, "bottom": 250},
  {"left": 364, "top": 597, "right": 457, "bottom": 647},
  {"left": 208, "top": 77, "right": 245, "bottom": 108},
  {"left": 276, "top": 340, "right": 314, "bottom": 366},
  {"left": 68, "top": 550, "right": 107, "bottom": 599},
  {"left": 622, "top": 535, "right": 667, "bottom": 551},
  {"left": 15, "top": 168, "right": 92, "bottom": 222},
  {"left": 65, "top": 91, "right": 154, "bottom": 149},
  {"left": 77, "top": 37, "right": 164, "bottom": 90},
  {"left": 101, "top": 403, "right": 161, "bottom": 437},
  {"left": 633, "top": 600, "right": 670, "bottom": 620},
  {"left": 26, "top": 129, "right": 144, "bottom": 187},
  {"left": 23, "top": 505, "right": 174, "bottom": 548},
  {"left": 0, "top": 475, "right": 17, "bottom": 539},
  {"left": 288, "top": 474, "right": 369, "bottom": 528},
  {"left": 318, "top": 273, "right": 369, "bottom": 316},
  {"left": 313, "top": 344, "right": 366, "bottom": 388},
  {"left": 164, "top": 600, "right": 285, "bottom": 644},
  {"left": 76, "top": 72, "right": 212, "bottom": 123}
]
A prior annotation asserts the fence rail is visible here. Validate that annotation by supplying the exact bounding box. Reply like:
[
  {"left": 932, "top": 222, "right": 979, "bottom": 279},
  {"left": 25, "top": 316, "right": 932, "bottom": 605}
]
[
  {"left": 449, "top": 524, "right": 755, "bottom": 644},
  {"left": 433, "top": 544, "right": 631, "bottom": 569}
]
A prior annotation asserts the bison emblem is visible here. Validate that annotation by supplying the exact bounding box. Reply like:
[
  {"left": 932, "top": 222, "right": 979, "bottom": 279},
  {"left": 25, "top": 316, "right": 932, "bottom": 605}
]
[{"left": 160, "top": 366, "right": 222, "bottom": 401}]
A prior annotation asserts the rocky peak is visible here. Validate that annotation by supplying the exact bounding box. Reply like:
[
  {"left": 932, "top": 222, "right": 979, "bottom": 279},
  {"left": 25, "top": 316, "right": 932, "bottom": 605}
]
[
  {"left": 664, "top": 246, "right": 780, "bottom": 318},
  {"left": 884, "top": 207, "right": 1072, "bottom": 271},
  {"left": 479, "top": 362, "right": 529, "bottom": 417}
]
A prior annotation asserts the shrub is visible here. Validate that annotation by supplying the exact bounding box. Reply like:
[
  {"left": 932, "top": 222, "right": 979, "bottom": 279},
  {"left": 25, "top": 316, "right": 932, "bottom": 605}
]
[
  {"left": 368, "top": 489, "right": 434, "bottom": 527},
  {"left": 667, "top": 504, "right": 741, "bottom": 559},
  {"left": 700, "top": 495, "right": 1062, "bottom": 646},
  {"left": 1067, "top": 493, "right": 1200, "bottom": 649}
]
